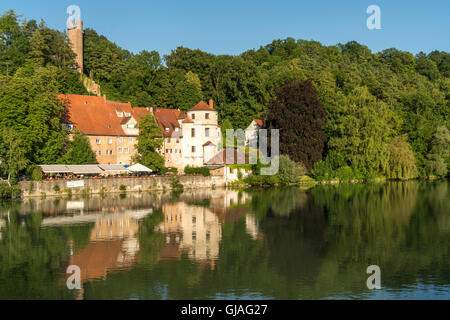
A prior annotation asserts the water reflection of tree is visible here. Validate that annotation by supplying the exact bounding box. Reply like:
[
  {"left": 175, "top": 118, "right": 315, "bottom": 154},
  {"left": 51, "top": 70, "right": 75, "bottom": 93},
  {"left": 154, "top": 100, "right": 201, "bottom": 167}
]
[
  {"left": 309, "top": 181, "right": 450, "bottom": 298},
  {"left": 249, "top": 187, "right": 308, "bottom": 218},
  {"left": 18, "top": 182, "right": 447, "bottom": 300},
  {"left": 0, "top": 211, "right": 93, "bottom": 299}
]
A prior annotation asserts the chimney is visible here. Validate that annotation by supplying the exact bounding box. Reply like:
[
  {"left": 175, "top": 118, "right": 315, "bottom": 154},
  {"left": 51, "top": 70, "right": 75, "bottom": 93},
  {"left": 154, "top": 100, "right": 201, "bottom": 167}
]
[{"left": 209, "top": 99, "right": 214, "bottom": 109}]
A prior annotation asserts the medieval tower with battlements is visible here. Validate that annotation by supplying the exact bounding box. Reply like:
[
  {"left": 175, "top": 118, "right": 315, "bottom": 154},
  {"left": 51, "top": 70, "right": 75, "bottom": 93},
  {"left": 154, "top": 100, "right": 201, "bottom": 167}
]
[
  {"left": 68, "top": 18, "right": 83, "bottom": 74},
  {"left": 67, "top": 15, "right": 101, "bottom": 96}
]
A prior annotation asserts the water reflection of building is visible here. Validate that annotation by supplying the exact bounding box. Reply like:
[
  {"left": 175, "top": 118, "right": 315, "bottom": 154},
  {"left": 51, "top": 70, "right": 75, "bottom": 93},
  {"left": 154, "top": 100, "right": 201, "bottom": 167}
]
[
  {"left": 0, "top": 218, "right": 4, "bottom": 240},
  {"left": 69, "top": 211, "right": 148, "bottom": 281},
  {"left": 157, "top": 202, "right": 222, "bottom": 264},
  {"left": 156, "top": 190, "right": 256, "bottom": 266},
  {"left": 245, "top": 214, "right": 263, "bottom": 240}
]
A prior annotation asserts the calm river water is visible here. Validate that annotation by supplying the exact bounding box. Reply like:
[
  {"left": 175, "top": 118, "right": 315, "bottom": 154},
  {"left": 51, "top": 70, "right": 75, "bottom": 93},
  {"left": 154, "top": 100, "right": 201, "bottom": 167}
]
[{"left": 0, "top": 181, "right": 448, "bottom": 299}]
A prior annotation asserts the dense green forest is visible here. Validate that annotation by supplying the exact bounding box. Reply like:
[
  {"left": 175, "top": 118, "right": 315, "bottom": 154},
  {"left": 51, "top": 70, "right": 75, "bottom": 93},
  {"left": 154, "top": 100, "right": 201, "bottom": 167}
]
[{"left": 0, "top": 10, "right": 449, "bottom": 184}]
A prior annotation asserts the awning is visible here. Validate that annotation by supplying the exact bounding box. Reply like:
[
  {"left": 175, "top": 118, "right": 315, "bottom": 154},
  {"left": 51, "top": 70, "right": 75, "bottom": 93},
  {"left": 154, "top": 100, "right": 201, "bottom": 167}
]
[
  {"left": 39, "top": 165, "right": 71, "bottom": 173},
  {"left": 128, "top": 163, "right": 153, "bottom": 172},
  {"left": 98, "top": 164, "right": 129, "bottom": 172},
  {"left": 67, "top": 165, "right": 104, "bottom": 174}
]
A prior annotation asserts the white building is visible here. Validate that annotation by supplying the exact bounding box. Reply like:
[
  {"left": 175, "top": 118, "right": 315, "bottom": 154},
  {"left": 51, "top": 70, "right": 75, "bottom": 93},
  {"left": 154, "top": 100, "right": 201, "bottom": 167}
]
[
  {"left": 245, "top": 119, "right": 263, "bottom": 146},
  {"left": 154, "top": 100, "right": 221, "bottom": 172}
]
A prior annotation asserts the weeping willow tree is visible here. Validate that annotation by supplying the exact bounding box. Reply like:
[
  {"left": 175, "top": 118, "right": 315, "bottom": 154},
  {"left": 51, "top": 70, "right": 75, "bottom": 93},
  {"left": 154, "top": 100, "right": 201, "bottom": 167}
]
[{"left": 386, "top": 135, "right": 418, "bottom": 179}]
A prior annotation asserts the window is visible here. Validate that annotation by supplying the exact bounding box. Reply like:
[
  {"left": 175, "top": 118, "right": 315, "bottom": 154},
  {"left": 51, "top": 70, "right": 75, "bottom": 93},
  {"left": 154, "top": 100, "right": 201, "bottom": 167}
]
[
  {"left": 191, "top": 128, "right": 195, "bottom": 137},
  {"left": 205, "top": 128, "right": 210, "bottom": 137},
  {"left": 175, "top": 127, "right": 179, "bottom": 132},
  {"left": 192, "top": 146, "right": 196, "bottom": 153},
  {"left": 125, "top": 112, "right": 131, "bottom": 117},
  {"left": 192, "top": 231, "right": 196, "bottom": 241},
  {"left": 192, "top": 113, "right": 195, "bottom": 120},
  {"left": 192, "top": 216, "right": 196, "bottom": 223},
  {"left": 124, "top": 148, "right": 129, "bottom": 153},
  {"left": 108, "top": 138, "right": 113, "bottom": 145},
  {"left": 165, "top": 127, "right": 169, "bottom": 133},
  {"left": 127, "top": 124, "right": 134, "bottom": 129},
  {"left": 110, "top": 150, "right": 113, "bottom": 155},
  {"left": 118, "top": 137, "right": 123, "bottom": 142},
  {"left": 129, "top": 137, "right": 133, "bottom": 142},
  {"left": 166, "top": 149, "right": 169, "bottom": 153},
  {"left": 118, "top": 147, "right": 123, "bottom": 153},
  {"left": 205, "top": 113, "right": 209, "bottom": 119},
  {"left": 97, "top": 150, "right": 101, "bottom": 156},
  {"left": 96, "top": 139, "right": 101, "bottom": 145}
]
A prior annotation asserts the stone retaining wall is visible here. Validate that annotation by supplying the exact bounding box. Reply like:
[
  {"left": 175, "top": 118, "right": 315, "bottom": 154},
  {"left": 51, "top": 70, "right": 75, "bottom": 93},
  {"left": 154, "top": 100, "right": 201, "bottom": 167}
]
[{"left": 19, "top": 175, "right": 226, "bottom": 198}]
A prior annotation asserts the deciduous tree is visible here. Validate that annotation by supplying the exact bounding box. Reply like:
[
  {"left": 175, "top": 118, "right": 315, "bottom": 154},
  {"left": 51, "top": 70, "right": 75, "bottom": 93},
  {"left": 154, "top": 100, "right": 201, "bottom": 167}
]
[{"left": 266, "top": 78, "right": 327, "bottom": 170}]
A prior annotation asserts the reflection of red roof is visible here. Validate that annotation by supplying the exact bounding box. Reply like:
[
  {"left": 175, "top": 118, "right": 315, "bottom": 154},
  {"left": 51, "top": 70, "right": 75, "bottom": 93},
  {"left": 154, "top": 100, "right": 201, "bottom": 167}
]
[
  {"left": 253, "top": 119, "right": 263, "bottom": 127},
  {"left": 153, "top": 108, "right": 181, "bottom": 137},
  {"left": 190, "top": 101, "right": 214, "bottom": 111},
  {"left": 69, "top": 240, "right": 125, "bottom": 281},
  {"left": 58, "top": 95, "right": 149, "bottom": 136}
]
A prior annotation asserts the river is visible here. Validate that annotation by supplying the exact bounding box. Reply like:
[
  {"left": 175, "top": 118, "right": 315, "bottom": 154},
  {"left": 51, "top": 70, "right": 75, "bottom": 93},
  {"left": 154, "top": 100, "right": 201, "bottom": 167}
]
[{"left": 0, "top": 181, "right": 448, "bottom": 299}]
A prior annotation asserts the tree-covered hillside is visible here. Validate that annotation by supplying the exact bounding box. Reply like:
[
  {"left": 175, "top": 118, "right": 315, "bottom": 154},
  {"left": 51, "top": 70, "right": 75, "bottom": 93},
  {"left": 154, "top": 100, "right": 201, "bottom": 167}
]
[
  {"left": 81, "top": 24, "right": 450, "bottom": 178},
  {"left": 1, "top": 10, "right": 449, "bottom": 180}
]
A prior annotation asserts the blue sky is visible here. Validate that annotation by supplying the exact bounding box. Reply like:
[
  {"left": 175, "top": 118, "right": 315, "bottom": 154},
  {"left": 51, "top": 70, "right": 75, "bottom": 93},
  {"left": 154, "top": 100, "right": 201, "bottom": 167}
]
[{"left": 1, "top": 0, "right": 449, "bottom": 56}]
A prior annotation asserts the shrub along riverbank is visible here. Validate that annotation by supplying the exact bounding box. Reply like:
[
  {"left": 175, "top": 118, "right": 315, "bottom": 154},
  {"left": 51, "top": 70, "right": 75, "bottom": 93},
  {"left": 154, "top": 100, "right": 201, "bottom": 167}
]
[
  {"left": 236, "top": 154, "right": 447, "bottom": 187},
  {"left": 0, "top": 184, "right": 21, "bottom": 199}
]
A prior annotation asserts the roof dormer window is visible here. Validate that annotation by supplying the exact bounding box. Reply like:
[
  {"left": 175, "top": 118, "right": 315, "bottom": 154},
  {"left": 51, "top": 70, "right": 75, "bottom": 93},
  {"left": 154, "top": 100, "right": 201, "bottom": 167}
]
[
  {"left": 165, "top": 128, "right": 169, "bottom": 132},
  {"left": 116, "top": 112, "right": 123, "bottom": 117},
  {"left": 125, "top": 112, "right": 131, "bottom": 117}
]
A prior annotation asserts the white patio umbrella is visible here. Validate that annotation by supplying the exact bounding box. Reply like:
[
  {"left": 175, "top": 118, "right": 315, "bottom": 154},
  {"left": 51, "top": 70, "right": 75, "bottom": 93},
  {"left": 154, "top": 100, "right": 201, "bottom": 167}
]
[{"left": 127, "top": 163, "right": 153, "bottom": 173}]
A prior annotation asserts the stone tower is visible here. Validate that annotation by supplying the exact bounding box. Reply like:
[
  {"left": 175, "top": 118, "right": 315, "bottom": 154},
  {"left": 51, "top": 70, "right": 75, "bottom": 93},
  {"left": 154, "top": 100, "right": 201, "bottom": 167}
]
[{"left": 68, "top": 19, "right": 83, "bottom": 74}]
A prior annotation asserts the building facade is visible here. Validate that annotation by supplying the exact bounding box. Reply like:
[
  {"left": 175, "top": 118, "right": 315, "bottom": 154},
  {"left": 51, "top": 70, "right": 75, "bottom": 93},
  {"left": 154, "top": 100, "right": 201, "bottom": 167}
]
[
  {"left": 153, "top": 100, "right": 221, "bottom": 172},
  {"left": 60, "top": 94, "right": 150, "bottom": 165},
  {"left": 245, "top": 119, "right": 263, "bottom": 146},
  {"left": 61, "top": 95, "right": 230, "bottom": 171}
]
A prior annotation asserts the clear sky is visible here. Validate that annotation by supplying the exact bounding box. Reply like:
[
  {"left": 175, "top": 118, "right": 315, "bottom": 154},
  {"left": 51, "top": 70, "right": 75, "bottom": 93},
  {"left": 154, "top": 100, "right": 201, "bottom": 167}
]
[{"left": 1, "top": 0, "right": 449, "bottom": 57}]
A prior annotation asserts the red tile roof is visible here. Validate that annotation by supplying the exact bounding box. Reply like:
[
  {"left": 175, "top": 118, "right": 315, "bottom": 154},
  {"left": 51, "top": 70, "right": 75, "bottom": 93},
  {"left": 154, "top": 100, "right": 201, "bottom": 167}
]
[
  {"left": 58, "top": 94, "right": 150, "bottom": 136},
  {"left": 206, "top": 148, "right": 249, "bottom": 165},
  {"left": 182, "top": 116, "right": 193, "bottom": 124},
  {"left": 177, "top": 111, "right": 187, "bottom": 120},
  {"left": 254, "top": 119, "right": 263, "bottom": 127},
  {"left": 203, "top": 141, "right": 215, "bottom": 146},
  {"left": 190, "top": 101, "right": 214, "bottom": 111},
  {"left": 153, "top": 108, "right": 181, "bottom": 137}
]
